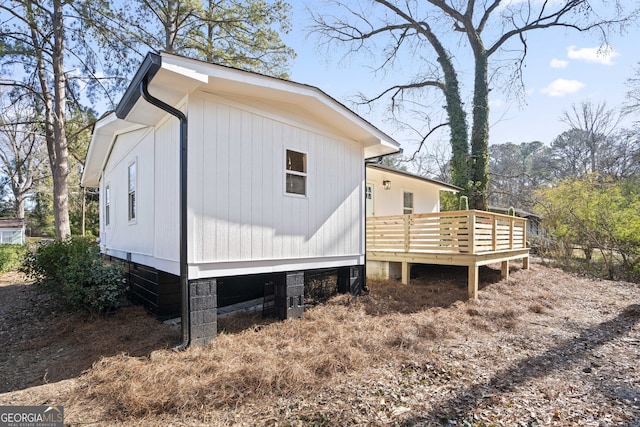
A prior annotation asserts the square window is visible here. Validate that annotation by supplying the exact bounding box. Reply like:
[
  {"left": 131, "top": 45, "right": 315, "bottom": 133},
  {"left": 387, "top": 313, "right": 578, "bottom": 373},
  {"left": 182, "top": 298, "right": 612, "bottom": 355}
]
[{"left": 286, "top": 150, "right": 306, "bottom": 173}]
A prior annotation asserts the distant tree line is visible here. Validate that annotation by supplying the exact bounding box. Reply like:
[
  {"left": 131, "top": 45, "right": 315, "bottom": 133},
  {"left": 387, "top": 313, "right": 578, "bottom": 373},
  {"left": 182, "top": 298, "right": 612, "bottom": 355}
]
[{"left": 488, "top": 97, "right": 640, "bottom": 281}]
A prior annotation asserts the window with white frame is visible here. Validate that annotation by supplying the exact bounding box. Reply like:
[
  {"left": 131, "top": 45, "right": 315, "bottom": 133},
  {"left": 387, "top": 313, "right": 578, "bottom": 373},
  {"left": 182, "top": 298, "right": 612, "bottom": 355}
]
[
  {"left": 128, "top": 161, "right": 136, "bottom": 221},
  {"left": 105, "top": 184, "right": 111, "bottom": 226},
  {"left": 403, "top": 191, "right": 414, "bottom": 214},
  {"left": 285, "top": 149, "right": 307, "bottom": 196},
  {"left": 0, "top": 231, "right": 14, "bottom": 244}
]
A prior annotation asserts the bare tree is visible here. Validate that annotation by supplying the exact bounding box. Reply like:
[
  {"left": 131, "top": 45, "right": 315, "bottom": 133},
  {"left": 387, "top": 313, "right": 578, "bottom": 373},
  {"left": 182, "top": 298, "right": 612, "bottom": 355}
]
[
  {"left": 0, "top": 93, "right": 49, "bottom": 219},
  {"left": 625, "top": 62, "right": 640, "bottom": 117},
  {"left": 311, "top": 0, "right": 638, "bottom": 209},
  {"left": 488, "top": 141, "right": 551, "bottom": 211},
  {"left": 561, "top": 101, "right": 622, "bottom": 174},
  {"left": 0, "top": 0, "right": 132, "bottom": 238}
]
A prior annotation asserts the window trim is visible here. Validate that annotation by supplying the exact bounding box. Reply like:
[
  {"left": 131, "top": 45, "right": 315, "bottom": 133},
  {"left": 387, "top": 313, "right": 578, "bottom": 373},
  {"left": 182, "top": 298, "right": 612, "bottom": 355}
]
[
  {"left": 284, "top": 148, "right": 308, "bottom": 198},
  {"left": 128, "top": 159, "right": 137, "bottom": 223}
]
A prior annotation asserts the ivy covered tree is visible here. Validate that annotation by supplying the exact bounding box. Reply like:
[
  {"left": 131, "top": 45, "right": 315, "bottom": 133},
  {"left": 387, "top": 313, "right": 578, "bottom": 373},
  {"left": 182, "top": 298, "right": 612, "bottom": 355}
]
[{"left": 311, "top": 0, "right": 638, "bottom": 209}]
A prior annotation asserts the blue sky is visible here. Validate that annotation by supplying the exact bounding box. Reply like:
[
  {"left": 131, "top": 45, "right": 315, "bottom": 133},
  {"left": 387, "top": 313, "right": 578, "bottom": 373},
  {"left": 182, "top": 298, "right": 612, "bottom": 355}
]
[{"left": 281, "top": 1, "right": 639, "bottom": 155}]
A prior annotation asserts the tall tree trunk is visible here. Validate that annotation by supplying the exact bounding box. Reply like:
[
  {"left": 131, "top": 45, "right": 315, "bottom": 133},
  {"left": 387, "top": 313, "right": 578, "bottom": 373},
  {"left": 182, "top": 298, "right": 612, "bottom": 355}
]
[
  {"left": 420, "top": 23, "right": 469, "bottom": 194},
  {"left": 51, "top": 0, "right": 71, "bottom": 238},
  {"left": 470, "top": 51, "right": 490, "bottom": 210},
  {"left": 441, "top": 55, "right": 470, "bottom": 195}
]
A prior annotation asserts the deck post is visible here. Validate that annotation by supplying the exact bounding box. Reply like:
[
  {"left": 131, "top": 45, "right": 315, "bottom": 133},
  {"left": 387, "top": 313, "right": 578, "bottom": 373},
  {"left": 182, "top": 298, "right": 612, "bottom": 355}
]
[
  {"left": 401, "top": 261, "right": 411, "bottom": 285},
  {"left": 509, "top": 218, "right": 514, "bottom": 249},
  {"left": 523, "top": 256, "right": 530, "bottom": 270},
  {"left": 468, "top": 265, "right": 478, "bottom": 300},
  {"left": 492, "top": 215, "right": 498, "bottom": 251},
  {"left": 501, "top": 260, "right": 509, "bottom": 281},
  {"left": 468, "top": 211, "right": 476, "bottom": 254}
]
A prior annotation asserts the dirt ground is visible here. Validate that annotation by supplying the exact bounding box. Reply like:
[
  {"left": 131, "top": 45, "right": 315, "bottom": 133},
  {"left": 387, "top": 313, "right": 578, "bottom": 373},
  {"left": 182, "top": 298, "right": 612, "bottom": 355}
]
[
  {"left": 1, "top": 261, "right": 639, "bottom": 426},
  {"left": 0, "top": 271, "right": 180, "bottom": 394}
]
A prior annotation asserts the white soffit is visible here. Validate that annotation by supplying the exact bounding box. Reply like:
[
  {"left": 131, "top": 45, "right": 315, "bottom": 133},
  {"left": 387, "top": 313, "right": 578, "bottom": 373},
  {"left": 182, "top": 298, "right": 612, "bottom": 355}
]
[{"left": 81, "top": 113, "right": 145, "bottom": 187}]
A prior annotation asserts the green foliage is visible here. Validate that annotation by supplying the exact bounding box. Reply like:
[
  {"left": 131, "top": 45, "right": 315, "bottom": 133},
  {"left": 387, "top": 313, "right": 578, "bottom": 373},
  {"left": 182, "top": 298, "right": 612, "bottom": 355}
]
[
  {"left": 26, "top": 189, "right": 55, "bottom": 237},
  {"left": 440, "top": 192, "right": 458, "bottom": 212},
  {"left": 21, "top": 237, "right": 126, "bottom": 314},
  {"left": 508, "top": 206, "right": 515, "bottom": 216},
  {"left": 0, "top": 244, "right": 27, "bottom": 273},
  {"left": 535, "top": 175, "right": 640, "bottom": 281},
  {"left": 459, "top": 195, "right": 469, "bottom": 210}
]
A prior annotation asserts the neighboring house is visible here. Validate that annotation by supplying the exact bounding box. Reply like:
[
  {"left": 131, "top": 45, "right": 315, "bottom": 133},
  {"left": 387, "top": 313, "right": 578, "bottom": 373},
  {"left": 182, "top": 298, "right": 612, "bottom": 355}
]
[
  {"left": 489, "top": 206, "right": 543, "bottom": 241},
  {"left": 365, "top": 164, "right": 460, "bottom": 280},
  {"left": 81, "top": 52, "right": 400, "bottom": 346},
  {"left": 0, "top": 218, "right": 25, "bottom": 245},
  {"left": 366, "top": 164, "right": 460, "bottom": 217}
]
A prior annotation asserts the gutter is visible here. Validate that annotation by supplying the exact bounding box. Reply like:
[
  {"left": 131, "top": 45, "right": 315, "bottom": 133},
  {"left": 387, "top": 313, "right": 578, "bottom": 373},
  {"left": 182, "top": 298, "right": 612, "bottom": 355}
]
[{"left": 116, "top": 52, "right": 191, "bottom": 349}]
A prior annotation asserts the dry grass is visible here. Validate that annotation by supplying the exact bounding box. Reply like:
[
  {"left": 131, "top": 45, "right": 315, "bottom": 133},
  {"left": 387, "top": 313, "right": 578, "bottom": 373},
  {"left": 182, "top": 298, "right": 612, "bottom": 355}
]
[{"left": 2, "top": 262, "right": 640, "bottom": 426}]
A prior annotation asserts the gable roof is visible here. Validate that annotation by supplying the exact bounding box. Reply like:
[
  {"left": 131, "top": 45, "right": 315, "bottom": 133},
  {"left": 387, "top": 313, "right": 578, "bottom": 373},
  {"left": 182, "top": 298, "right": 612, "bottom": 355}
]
[
  {"left": 367, "top": 163, "right": 461, "bottom": 192},
  {"left": 82, "top": 52, "right": 401, "bottom": 187}
]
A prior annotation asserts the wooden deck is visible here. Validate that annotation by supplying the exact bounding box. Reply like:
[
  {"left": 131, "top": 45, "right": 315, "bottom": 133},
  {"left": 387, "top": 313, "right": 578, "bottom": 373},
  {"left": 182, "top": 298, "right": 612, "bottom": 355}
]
[{"left": 366, "top": 210, "right": 530, "bottom": 299}]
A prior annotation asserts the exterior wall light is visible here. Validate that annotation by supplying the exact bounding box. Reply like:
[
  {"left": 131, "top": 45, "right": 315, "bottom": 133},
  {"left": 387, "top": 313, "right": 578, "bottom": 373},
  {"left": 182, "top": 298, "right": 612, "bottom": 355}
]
[{"left": 383, "top": 180, "right": 391, "bottom": 190}]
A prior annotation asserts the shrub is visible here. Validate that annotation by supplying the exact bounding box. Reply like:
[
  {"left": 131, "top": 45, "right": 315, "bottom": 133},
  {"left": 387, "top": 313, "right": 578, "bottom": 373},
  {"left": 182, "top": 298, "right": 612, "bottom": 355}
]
[
  {"left": 0, "top": 244, "right": 28, "bottom": 273},
  {"left": 21, "top": 237, "right": 126, "bottom": 314},
  {"left": 535, "top": 175, "right": 640, "bottom": 282}
]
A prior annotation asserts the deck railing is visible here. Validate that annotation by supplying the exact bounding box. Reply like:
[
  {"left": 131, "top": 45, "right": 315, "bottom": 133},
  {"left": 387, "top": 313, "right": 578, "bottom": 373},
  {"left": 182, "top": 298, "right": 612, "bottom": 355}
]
[{"left": 366, "top": 210, "right": 527, "bottom": 254}]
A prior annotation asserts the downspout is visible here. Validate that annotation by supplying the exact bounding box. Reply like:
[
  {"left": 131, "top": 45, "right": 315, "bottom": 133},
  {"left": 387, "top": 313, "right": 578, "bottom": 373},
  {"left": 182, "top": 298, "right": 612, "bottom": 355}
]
[{"left": 139, "top": 77, "right": 190, "bottom": 350}]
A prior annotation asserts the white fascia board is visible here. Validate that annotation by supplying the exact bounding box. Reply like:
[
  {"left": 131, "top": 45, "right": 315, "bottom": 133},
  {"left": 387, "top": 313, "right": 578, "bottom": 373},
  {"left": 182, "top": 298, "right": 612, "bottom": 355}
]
[
  {"left": 81, "top": 112, "right": 146, "bottom": 187},
  {"left": 161, "top": 52, "right": 401, "bottom": 156}
]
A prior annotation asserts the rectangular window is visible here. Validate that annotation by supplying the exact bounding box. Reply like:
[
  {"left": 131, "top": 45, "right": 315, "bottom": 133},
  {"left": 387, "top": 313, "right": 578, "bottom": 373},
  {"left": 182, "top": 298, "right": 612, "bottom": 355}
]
[
  {"left": 105, "top": 184, "right": 111, "bottom": 226},
  {"left": 0, "top": 231, "right": 13, "bottom": 244},
  {"left": 403, "top": 191, "right": 414, "bottom": 215},
  {"left": 128, "top": 162, "right": 136, "bottom": 221},
  {"left": 285, "top": 149, "right": 307, "bottom": 196}
]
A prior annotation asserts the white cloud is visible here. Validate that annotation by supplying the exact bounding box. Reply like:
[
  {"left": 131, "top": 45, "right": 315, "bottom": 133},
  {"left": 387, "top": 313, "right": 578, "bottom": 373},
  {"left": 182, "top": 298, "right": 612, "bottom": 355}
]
[
  {"left": 567, "top": 45, "right": 619, "bottom": 65},
  {"left": 541, "top": 79, "right": 585, "bottom": 97},
  {"left": 550, "top": 58, "right": 569, "bottom": 69}
]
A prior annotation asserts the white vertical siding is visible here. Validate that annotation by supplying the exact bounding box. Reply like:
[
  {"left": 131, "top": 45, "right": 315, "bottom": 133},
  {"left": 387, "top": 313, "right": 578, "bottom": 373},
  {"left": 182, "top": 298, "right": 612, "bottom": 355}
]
[
  {"left": 101, "top": 127, "right": 155, "bottom": 256},
  {"left": 189, "top": 91, "right": 365, "bottom": 266},
  {"left": 153, "top": 116, "right": 180, "bottom": 262},
  {"left": 367, "top": 168, "right": 443, "bottom": 216}
]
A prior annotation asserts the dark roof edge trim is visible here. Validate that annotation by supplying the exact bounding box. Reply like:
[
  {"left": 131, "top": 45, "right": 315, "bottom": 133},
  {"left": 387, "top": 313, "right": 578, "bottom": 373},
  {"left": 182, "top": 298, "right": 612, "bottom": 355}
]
[
  {"left": 115, "top": 52, "right": 162, "bottom": 119},
  {"left": 367, "top": 163, "right": 462, "bottom": 192}
]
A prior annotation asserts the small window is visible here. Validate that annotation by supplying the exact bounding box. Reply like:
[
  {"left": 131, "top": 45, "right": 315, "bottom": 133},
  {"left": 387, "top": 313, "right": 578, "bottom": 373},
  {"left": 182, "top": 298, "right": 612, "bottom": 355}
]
[
  {"left": 403, "top": 191, "right": 414, "bottom": 215},
  {"left": 285, "top": 149, "right": 307, "bottom": 196},
  {"left": 1, "top": 231, "right": 13, "bottom": 244},
  {"left": 105, "top": 184, "right": 111, "bottom": 226},
  {"left": 128, "top": 162, "right": 136, "bottom": 221}
]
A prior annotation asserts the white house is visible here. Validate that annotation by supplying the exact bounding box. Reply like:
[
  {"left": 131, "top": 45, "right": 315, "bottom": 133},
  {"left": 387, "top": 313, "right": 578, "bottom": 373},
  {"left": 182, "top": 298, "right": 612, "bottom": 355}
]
[
  {"left": 365, "top": 164, "right": 460, "bottom": 280},
  {"left": 0, "top": 218, "right": 25, "bottom": 245},
  {"left": 81, "top": 52, "right": 400, "bottom": 346},
  {"left": 366, "top": 164, "right": 460, "bottom": 217}
]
